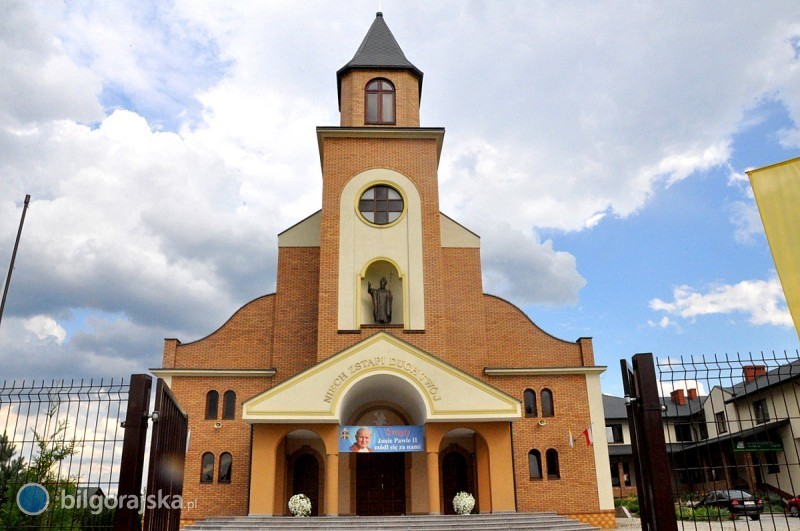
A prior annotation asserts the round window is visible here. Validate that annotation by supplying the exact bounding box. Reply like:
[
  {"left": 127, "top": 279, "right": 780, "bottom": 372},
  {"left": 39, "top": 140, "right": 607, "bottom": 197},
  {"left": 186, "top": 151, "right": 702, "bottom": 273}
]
[{"left": 358, "top": 185, "right": 404, "bottom": 225}]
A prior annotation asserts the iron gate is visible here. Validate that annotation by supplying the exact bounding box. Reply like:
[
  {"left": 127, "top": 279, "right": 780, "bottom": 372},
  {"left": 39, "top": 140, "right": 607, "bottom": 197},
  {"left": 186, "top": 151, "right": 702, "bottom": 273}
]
[{"left": 143, "top": 378, "right": 188, "bottom": 530}]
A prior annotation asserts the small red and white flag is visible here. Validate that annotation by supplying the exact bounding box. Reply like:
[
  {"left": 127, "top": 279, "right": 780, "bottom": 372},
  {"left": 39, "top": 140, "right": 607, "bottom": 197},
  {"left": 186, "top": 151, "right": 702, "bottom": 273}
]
[{"left": 581, "top": 425, "right": 593, "bottom": 446}]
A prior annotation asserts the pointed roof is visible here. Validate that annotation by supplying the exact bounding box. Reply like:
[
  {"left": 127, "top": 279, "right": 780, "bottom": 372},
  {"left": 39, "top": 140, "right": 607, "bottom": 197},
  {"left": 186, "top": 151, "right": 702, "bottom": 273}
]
[{"left": 337, "top": 12, "right": 423, "bottom": 107}]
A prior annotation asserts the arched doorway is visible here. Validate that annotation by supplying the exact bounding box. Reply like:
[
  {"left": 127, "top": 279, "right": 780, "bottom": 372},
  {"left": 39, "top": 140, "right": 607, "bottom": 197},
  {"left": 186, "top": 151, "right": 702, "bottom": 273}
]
[
  {"left": 442, "top": 451, "right": 469, "bottom": 514},
  {"left": 356, "top": 452, "right": 406, "bottom": 515},
  {"left": 348, "top": 403, "right": 412, "bottom": 516},
  {"left": 289, "top": 452, "right": 321, "bottom": 516},
  {"left": 441, "top": 448, "right": 476, "bottom": 514},
  {"left": 439, "top": 429, "right": 479, "bottom": 515}
]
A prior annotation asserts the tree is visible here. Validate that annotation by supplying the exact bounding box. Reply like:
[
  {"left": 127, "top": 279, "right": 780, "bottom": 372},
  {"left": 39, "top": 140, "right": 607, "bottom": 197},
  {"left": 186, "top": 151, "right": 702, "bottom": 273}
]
[
  {"left": 0, "top": 432, "right": 27, "bottom": 528},
  {"left": 0, "top": 405, "right": 81, "bottom": 528}
]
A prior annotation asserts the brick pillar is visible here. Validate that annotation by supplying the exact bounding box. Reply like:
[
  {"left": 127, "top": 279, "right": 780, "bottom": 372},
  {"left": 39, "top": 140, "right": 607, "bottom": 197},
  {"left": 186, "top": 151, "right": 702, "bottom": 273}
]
[{"left": 427, "top": 451, "right": 440, "bottom": 514}]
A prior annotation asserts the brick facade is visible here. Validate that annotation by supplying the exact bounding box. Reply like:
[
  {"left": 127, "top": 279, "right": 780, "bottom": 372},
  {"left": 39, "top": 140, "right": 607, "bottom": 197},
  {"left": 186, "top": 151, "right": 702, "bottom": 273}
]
[{"left": 157, "top": 13, "right": 613, "bottom": 527}]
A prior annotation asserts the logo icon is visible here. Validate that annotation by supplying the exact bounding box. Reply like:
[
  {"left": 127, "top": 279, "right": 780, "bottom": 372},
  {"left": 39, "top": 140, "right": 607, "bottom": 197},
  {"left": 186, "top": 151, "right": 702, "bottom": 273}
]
[{"left": 16, "top": 483, "right": 50, "bottom": 516}]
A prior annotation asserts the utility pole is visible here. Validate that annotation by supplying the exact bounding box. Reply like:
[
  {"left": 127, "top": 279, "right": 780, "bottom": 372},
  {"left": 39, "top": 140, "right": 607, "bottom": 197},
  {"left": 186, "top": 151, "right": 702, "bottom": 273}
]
[{"left": 0, "top": 194, "right": 31, "bottom": 328}]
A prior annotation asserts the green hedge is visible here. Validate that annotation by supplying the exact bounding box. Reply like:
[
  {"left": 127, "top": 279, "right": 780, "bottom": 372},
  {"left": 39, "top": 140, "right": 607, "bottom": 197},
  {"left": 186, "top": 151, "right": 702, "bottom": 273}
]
[{"left": 675, "top": 505, "right": 731, "bottom": 521}]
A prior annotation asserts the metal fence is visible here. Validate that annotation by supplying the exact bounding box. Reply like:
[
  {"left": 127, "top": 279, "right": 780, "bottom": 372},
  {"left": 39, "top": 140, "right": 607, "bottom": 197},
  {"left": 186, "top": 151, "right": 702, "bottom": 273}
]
[
  {"left": 0, "top": 378, "right": 129, "bottom": 529},
  {"left": 655, "top": 350, "right": 800, "bottom": 526}
]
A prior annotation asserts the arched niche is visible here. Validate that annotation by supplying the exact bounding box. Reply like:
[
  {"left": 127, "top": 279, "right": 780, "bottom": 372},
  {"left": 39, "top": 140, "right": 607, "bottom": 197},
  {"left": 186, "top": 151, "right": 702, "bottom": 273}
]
[
  {"left": 282, "top": 430, "right": 326, "bottom": 516},
  {"left": 338, "top": 373, "right": 427, "bottom": 426},
  {"left": 338, "top": 168, "right": 425, "bottom": 330},
  {"left": 438, "top": 428, "right": 487, "bottom": 514},
  {"left": 361, "top": 259, "right": 404, "bottom": 326}
]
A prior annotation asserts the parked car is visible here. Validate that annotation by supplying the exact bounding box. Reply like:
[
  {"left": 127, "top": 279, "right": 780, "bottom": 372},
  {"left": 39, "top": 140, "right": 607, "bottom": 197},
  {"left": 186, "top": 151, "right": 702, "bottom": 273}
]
[
  {"left": 695, "top": 490, "right": 763, "bottom": 520},
  {"left": 786, "top": 494, "right": 800, "bottom": 516}
]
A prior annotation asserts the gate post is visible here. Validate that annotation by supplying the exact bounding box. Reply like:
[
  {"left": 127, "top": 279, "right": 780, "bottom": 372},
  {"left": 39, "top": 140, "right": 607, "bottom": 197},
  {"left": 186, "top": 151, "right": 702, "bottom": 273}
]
[
  {"left": 144, "top": 378, "right": 189, "bottom": 531},
  {"left": 114, "top": 374, "right": 153, "bottom": 530},
  {"left": 621, "top": 354, "right": 677, "bottom": 531}
]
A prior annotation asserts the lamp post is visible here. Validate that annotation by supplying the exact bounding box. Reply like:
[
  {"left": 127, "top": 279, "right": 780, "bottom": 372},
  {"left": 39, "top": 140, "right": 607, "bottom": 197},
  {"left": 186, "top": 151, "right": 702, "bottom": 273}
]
[{"left": 0, "top": 194, "right": 31, "bottom": 328}]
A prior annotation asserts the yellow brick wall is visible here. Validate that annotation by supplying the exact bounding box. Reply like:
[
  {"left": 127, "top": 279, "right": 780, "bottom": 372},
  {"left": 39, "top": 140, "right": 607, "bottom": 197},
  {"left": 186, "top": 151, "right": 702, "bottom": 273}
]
[
  {"left": 488, "top": 375, "right": 598, "bottom": 515},
  {"left": 271, "top": 246, "right": 320, "bottom": 384},
  {"left": 165, "top": 295, "right": 275, "bottom": 370},
  {"left": 170, "top": 376, "right": 272, "bottom": 521},
  {"left": 339, "top": 69, "right": 420, "bottom": 127}
]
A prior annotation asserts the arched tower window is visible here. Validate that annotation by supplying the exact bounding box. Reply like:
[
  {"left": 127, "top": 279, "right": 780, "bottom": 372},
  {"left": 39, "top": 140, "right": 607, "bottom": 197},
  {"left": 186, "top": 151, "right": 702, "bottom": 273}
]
[
  {"left": 218, "top": 452, "right": 232, "bottom": 483},
  {"left": 524, "top": 389, "right": 537, "bottom": 418},
  {"left": 205, "top": 390, "right": 219, "bottom": 420},
  {"left": 222, "top": 390, "right": 236, "bottom": 420},
  {"left": 528, "top": 449, "right": 542, "bottom": 480},
  {"left": 365, "top": 78, "right": 395, "bottom": 124},
  {"left": 201, "top": 452, "right": 215, "bottom": 483},
  {"left": 541, "top": 388, "right": 554, "bottom": 417},
  {"left": 546, "top": 449, "right": 560, "bottom": 479}
]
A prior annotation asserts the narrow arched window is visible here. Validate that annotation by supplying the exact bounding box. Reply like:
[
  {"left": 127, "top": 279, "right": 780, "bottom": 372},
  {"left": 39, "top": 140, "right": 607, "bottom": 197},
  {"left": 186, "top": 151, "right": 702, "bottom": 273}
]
[
  {"left": 541, "top": 388, "right": 554, "bottom": 417},
  {"left": 546, "top": 449, "right": 560, "bottom": 479},
  {"left": 524, "top": 389, "right": 537, "bottom": 418},
  {"left": 365, "top": 79, "right": 395, "bottom": 124},
  {"left": 218, "top": 452, "right": 232, "bottom": 483},
  {"left": 528, "top": 449, "right": 542, "bottom": 480},
  {"left": 222, "top": 391, "right": 236, "bottom": 420},
  {"left": 201, "top": 452, "right": 215, "bottom": 483},
  {"left": 205, "top": 390, "right": 219, "bottom": 420}
]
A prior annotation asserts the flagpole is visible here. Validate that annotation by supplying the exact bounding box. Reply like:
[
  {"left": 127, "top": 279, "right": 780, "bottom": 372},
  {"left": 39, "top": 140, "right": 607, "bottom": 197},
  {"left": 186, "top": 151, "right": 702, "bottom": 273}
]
[{"left": 0, "top": 194, "right": 31, "bottom": 329}]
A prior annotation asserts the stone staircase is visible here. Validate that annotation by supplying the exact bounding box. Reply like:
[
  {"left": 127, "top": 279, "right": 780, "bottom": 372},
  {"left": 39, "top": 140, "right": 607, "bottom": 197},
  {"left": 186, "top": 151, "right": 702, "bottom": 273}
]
[{"left": 183, "top": 512, "right": 600, "bottom": 530}]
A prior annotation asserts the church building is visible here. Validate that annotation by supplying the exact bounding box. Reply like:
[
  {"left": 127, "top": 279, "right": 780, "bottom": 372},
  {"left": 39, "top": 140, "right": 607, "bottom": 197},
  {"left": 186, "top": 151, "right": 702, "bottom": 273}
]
[{"left": 153, "top": 13, "right": 615, "bottom": 528}]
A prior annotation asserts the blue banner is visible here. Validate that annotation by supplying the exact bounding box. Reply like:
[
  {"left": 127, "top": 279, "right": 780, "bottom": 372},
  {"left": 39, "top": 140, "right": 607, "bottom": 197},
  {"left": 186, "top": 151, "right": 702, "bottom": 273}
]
[{"left": 338, "top": 425, "right": 424, "bottom": 453}]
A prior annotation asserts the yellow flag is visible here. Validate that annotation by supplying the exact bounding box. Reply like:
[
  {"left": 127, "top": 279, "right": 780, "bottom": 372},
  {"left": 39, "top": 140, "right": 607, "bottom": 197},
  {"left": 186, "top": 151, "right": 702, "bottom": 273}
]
[{"left": 747, "top": 157, "right": 800, "bottom": 340}]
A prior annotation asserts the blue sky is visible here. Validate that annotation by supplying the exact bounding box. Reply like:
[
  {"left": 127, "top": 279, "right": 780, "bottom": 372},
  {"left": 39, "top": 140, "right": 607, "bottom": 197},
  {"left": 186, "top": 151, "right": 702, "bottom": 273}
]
[{"left": 1, "top": 1, "right": 799, "bottom": 397}]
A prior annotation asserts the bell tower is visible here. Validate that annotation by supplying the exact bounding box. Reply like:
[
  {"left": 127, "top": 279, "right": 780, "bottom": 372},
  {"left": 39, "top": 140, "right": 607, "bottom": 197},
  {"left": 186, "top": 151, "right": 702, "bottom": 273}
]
[
  {"left": 336, "top": 12, "right": 423, "bottom": 128},
  {"left": 315, "top": 12, "right": 446, "bottom": 359}
]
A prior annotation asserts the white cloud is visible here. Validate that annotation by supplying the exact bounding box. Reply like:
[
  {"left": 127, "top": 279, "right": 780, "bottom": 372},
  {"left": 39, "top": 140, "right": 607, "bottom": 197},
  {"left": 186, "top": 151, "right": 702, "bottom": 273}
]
[
  {"left": 648, "top": 316, "right": 674, "bottom": 330},
  {"left": 1, "top": 1, "right": 799, "bottom": 380},
  {"left": 0, "top": 2, "right": 103, "bottom": 127},
  {"left": 658, "top": 379, "right": 708, "bottom": 397},
  {"left": 650, "top": 276, "right": 793, "bottom": 327},
  {"left": 23, "top": 315, "right": 67, "bottom": 344},
  {"left": 728, "top": 200, "right": 765, "bottom": 244},
  {"left": 479, "top": 224, "right": 586, "bottom": 307}
]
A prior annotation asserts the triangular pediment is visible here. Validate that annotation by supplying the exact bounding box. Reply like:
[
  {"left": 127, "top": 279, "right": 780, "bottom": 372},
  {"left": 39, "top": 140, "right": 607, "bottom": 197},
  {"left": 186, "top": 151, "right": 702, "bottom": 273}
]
[{"left": 243, "top": 332, "right": 521, "bottom": 423}]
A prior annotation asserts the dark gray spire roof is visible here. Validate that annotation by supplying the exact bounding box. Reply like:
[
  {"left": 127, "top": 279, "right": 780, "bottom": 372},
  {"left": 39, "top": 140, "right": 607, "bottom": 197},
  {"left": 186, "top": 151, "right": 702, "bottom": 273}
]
[{"left": 337, "top": 12, "right": 423, "bottom": 107}]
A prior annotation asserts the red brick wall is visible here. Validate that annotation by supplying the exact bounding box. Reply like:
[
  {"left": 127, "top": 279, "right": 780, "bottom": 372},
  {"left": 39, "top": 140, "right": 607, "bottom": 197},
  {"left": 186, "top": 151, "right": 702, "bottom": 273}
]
[
  {"left": 488, "top": 375, "right": 599, "bottom": 514},
  {"left": 165, "top": 295, "right": 275, "bottom": 370},
  {"left": 170, "top": 376, "right": 272, "bottom": 521},
  {"left": 339, "top": 69, "right": 420, "bottom": 127},
  {"left": 483, "top": 295, "right": 589, "bottom": 368},
  {"left": 439, "top": 247, "right": 488, "bottom": 376},
  {"left": 271, "top": 246, "right": 320, "bottom": 384}
]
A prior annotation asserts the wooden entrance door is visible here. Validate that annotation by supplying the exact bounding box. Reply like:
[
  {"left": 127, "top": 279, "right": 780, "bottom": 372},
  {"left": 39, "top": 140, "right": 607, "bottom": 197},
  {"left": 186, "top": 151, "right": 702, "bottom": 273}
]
[
  {"left": 442, "top": 451, "right": 470, "bottom": 515},
  {"left": 356, "top": 453, "right": 406, "bottom": 515},
  {"left": 292, "top": 454, "right": 319, "bottom": 516}
]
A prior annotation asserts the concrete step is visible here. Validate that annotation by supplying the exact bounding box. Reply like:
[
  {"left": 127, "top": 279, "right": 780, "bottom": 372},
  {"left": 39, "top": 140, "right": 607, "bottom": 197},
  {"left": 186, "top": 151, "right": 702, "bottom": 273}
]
[{"left": 183, "top": 513, "right": 600, "bottom": 530}]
